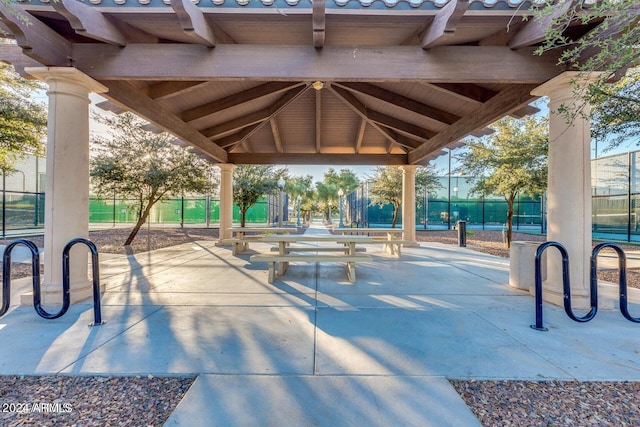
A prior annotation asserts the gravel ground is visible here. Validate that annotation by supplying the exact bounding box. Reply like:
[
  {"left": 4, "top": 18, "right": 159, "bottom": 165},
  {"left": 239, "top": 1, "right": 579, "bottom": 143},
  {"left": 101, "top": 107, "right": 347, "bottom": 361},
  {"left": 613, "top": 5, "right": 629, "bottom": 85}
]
[{"left": 2, "top": 226, "right": 640, "bottom": 426}]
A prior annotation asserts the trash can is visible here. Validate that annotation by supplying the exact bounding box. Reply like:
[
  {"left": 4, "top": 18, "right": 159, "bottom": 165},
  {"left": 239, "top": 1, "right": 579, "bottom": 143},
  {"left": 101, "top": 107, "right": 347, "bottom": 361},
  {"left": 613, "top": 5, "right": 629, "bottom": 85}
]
[{"left": 457, "top": 220, "right": 466, "bottom": 247}]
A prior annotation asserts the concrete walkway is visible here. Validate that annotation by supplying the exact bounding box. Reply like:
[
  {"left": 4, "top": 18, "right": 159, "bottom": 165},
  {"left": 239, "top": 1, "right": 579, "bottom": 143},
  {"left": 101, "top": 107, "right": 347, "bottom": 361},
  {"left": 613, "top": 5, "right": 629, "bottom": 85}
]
[{"left": 1, "top": 220, "right": 640, "bottom": 426}]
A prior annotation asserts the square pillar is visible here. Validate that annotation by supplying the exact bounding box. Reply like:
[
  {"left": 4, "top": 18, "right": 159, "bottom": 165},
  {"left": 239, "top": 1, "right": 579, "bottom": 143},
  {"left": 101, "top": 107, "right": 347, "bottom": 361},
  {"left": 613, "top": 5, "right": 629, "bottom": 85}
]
[
  {"left": 531, "top": 71, "right": 602, "bottom": 308},
  {"left": 217, "top": 164, "right": 235, "bottom": 242},
  {"left": 24, "top": 67, "right": 107, "bottom": 305},
  {"left": 402, "top": 165, "right": 419, "bottom": 246}
]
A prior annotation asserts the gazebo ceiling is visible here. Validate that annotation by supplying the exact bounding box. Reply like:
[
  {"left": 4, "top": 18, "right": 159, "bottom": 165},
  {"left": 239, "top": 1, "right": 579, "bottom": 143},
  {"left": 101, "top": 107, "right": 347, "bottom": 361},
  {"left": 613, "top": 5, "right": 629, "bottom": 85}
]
[{"left": 0, "top": 0, "right": 604, "bottom": 166}]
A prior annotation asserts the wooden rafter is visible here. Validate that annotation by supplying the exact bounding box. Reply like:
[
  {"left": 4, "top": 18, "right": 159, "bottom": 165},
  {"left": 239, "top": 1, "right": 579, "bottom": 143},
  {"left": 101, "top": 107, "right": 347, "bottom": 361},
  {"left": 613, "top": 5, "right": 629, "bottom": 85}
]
[
  {"left": 270, "top": 119, "right": 284, "bottom": 154},
  {"left": 329, "top": 84, "right": 400, "bottom": 150},
  {"left": 100, "top": 80, "right": 228, "bottom": 163},
  {"left": 313, "top": 0, "right": 325, "bottom": 49},
  {"left": 228, "top": 153, "right": 408, "bottom": 165},
  {"left": 408, "top": 84, "right": 538, "bottom": 164},
  {"left": 315, "top": 89, "right": 322, "bottom": 153},
  {"left": 72, "top": 44, "right": 562, "bottom": 84},
  {"left": 0, "top": 2, "right": 71, "bottom": 66},
  {"left": 336, "top": 82, "right": 459, "bottom": 126},
  {"left": 208, "top": 85, "right": 310, "bottom": 149},
  {"left": 355, "top": 119, "right": 366, "bottom": 154},
  {"left": 52, "top": 0, "right": 127, "bottom": 46},
  {"left": 368, "top": 110, "right": 435, "bottom": 142},
  {"left": 421, "top": 0, "right": 470, "bottom": 49},
  {"left": 427, "top": 82, "right": 539, "bottom": 119},
  {"left": 171, "top": 0, "right": 216, "bottom": 47},
  {"left": 147, "top": 81, "right": 209, "bottom": 101},
  {"left": 182, "top": 82, "right": 304, "bottom": 124},
  {"left": 509, "top": 0, "right": 574, "bottom": 49},
  {"left": 0, "top": 44, "right": 42, "bottom": 76},
  {"left": 212, "top": 124, "right": 261, "bottom": 149}
]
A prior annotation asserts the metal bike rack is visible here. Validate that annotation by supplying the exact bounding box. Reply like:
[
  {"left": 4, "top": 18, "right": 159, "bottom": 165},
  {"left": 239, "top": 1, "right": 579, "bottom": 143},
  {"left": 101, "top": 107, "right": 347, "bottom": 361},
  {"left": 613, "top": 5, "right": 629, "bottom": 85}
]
[
  {"left": 591, "top": 242, "right": 639, "bottom": 323},
  {"left": 63, "top": 238, "right": 105, "bottom": 326},
  {"left": 532, "top": 241, "right": 597, "bottom": 331},
  {"left": 1, "top": 239, "right": 70, "bottom": 319},
  {"left": 0, "top": 237, "right": 105, "bottom": 326}
]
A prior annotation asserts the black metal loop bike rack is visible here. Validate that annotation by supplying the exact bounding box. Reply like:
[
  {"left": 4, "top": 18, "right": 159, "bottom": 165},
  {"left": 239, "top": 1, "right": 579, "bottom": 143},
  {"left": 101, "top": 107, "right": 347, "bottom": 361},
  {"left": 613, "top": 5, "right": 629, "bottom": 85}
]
[
  {"left": 1, "top": 239, "right": 70, "bottom": 319},
  {"left": 63, "top": 238, "right": 105, "bottom": 326},
  {"left": 592, "top": 242, "right": 640, "bottom": 323},
  {"left": 0, "top": 237, "right": 104, "bottom": 326},
  {"left": 532, "top": 241, "right": 597, "bottom": 331}
]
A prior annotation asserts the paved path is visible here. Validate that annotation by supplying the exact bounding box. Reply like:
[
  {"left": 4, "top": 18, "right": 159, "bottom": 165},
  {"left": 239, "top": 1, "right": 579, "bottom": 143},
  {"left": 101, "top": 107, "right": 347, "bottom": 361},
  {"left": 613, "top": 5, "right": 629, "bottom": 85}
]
[{"left": 1, "top": 220, "right": 640, "bottom": 426}]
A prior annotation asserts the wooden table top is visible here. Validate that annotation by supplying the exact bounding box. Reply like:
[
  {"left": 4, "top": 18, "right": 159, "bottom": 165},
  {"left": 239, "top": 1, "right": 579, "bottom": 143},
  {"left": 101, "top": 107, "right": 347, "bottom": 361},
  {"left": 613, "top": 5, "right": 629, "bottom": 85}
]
[{"left": 333, "top": 228, "right": 404, "bottom": 234}]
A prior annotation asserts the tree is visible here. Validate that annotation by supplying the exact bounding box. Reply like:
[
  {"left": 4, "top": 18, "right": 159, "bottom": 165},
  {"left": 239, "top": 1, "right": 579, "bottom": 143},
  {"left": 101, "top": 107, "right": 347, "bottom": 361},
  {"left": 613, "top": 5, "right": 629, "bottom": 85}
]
[
  {"left": 367, "top": 165, "right": 441, "bottom": 228},
  {"left": 90, "top": 112, "right": 218, "bottom": 246},
  {"left": 533, "top": 1, "right": 639, "bottom": 149},
  {"left": 233, "top": 165, "right": 287, "bottom": 227},
  {"left": 315, "top": 168, "right": 360, "bottom": 223},
  {"left": 285, "top": 174, "right": 314, "bottom": 226},
  {"left": 456, "top": 116, "right": 548, "bottom": 248},
  {"left": 0, "top": 64, "right": 47, "bottom": 173}
]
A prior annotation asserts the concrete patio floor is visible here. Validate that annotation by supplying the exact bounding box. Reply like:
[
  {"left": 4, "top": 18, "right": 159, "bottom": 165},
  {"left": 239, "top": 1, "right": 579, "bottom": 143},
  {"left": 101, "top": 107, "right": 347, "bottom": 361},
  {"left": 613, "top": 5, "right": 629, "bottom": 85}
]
[{"left": 1, "top": 222, "right": 640, "bottom": 426}]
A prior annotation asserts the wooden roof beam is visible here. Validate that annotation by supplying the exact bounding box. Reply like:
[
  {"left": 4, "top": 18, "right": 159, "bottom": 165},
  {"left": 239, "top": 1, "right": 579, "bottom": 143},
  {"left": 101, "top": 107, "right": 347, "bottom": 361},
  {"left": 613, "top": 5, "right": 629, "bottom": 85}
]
[
  {"left": 355, "top": 119, "right": 366, "bottom": 154},
  {"left": 509, "top": 0, "right": 574, "bottom": 49},
  {"left": 52, "top": 0, "right": 127, "bottom": 46},
  {"left": 182, "top": 81, "right": 304, "bottom": 124},
  {"left": 313, "top": 0, "right": 325, "bottom": 49},
  {"left": 315, "top": 89, "right": 322, "bottom": 153},
  {"left": 228, "top": 153, "right": 408, "bottom": 166},
  {"left": 0, "top": 2, "right": 72, "bottom": 66},
  {"left": 96, "top": 100, "right": 126, "bottom": 114},
  {"left": 72, "top": 45, "right": 563, "bottom": 84},
  {"left": 0, "top": 44, "right": 42, "bottom": 76},
  {"left": 368, "top": 110, "right": 436, "bottom": 142},
  {"left": 422, "top": 0, "right": 470, "bottom": 49},
  {"left": 171, "top": 0, "right": 216, "bottom": 47},
  {"left": 329, "top": 84, "right": 401, "bottom": 151},
  {"left": 100, "top": 80, "right": 228, "bottom": 163},
  {"left": 147, "top": 81, "right": 209, "bottom": 101},
  {"left": 409, "top": 84, "right": 538, "bottom": 164},
  {"left": 206, "top": 85, "right": 310, "bottom": 147},
  {"left": 336, "top": 82, "right": 459, "bottom": 126},
  {"left": 212, "top": 124, "right": 261, "bottom": 149},
  {"left": 270, "top": 119, "right": 284, "bottom": 154}
]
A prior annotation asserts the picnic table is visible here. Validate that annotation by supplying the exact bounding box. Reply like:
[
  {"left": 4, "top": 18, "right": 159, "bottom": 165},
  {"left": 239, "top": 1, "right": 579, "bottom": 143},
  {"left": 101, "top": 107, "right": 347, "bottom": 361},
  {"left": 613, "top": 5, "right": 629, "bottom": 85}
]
[
  {"left": 332, "top": 227, "right": 410, "bottom": 256},
  {"left": 227, "top": 226, "right": 294, "bottom": 255},
  {"left": 250, "top": 234, "right": 373, "bottom": 283}
]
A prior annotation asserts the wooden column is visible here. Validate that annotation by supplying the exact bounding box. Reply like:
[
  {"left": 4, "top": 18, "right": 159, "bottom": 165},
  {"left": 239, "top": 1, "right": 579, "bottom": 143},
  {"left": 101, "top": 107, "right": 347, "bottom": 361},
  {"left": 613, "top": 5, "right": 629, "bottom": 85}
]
[
  {"left": 531, "top": 71, "right": 602, "bottom": 308},
  {"left": 218, "top": 164, "right": 235, "bottom": 242},
  {"left": 24, "top": 67, "right": 107, "bottom": 304},
  {"left": 402, "top": 165, "right": 419, "bottom": 246}
]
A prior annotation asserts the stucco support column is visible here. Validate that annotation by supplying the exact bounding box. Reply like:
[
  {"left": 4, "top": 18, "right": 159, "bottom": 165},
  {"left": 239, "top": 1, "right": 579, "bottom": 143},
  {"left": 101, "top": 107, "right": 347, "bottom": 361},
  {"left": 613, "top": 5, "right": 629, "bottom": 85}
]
[
  {"left": 217, "top": 164, "right": 235, "bottom": 243},
  {"left": 402, "top": 165, "right": 419, "bottom": 246},
  {"left": 24, "top": 67, "right": 107, "bottom": 305},
  {"left": 531, "top": 71, "right": 602, "bottom": 308}
]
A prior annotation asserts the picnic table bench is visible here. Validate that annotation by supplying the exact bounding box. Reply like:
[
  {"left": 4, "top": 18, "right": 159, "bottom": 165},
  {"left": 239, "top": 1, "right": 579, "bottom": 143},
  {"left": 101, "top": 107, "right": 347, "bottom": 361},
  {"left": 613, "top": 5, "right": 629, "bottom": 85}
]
[
  {"left": 250, "top": 234, "right": 373, "bottom": 283},
  {"left": 333, "top": 227, "right": 412, "bottom": 257},
  {"left": 227, "top": 227, "right": 294, "bottom": 255}
]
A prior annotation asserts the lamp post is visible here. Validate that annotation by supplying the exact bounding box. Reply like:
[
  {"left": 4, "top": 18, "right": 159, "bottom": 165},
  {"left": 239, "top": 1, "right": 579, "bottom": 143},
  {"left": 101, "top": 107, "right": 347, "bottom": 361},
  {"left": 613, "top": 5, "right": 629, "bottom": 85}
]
[
  {"left": 338, "top": 188, "right": 344, "bottom": 228},
  {"left": 277, "top": 177, "right": 285, "bottom": 227},
  {"left": 296, "top": 195, "right": 302, "bottom": 227}
]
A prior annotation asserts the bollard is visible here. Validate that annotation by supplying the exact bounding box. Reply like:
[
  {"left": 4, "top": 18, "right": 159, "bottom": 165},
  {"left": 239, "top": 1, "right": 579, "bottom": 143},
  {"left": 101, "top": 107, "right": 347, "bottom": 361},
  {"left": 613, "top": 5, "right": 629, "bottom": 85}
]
[{"left": 457, "top": 220, "right": 466, "bottom": 247}]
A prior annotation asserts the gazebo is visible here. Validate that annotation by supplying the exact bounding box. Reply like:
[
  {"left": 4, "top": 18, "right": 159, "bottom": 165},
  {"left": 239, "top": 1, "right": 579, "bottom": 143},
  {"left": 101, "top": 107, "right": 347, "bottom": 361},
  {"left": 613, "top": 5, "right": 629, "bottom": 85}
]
[{"left": 0, "top": 0, "right": 614, "bottom": 308}]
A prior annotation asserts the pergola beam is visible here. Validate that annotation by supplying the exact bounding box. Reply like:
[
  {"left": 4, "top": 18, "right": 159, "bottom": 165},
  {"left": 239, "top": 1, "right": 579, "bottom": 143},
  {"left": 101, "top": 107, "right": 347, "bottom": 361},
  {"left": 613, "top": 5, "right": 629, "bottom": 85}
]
[
  {"left": 509, "top": 0, "right": 574, "bottom": 49},
  {"left": 171, "top": 0, "right": 216, "bottom": 47},
  {"left": 421, "top": 0, "right": 470, "bottom": 49},
  {"left": 100, "top": 80, "right": 228, "bottom": 163},
  {"left": 313, "top": 0, "right": 326, "bottom": 49},
  {"left": 147, "top": 81, "right": 209, "bottom": 101},
  {"left": 72, "top": 44, "right": 562, "bottom": 83},
  {"left": 336, "top": 81, "right": 459, "bottom": 125},
  {"left": 409, "top": 84, "right": 538, "bottom": 164},
  {"left": 0, "top": 2, "right": 72, "bottom": 66},
  {"left": 182, "top": 81, "right": 304, "bottom": 124},
  {"left": 228, "top": 153, "right": 408, "bottom": 165},
  {"left": 52, "top": 0, "right": 128, "bottom": 46}
]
